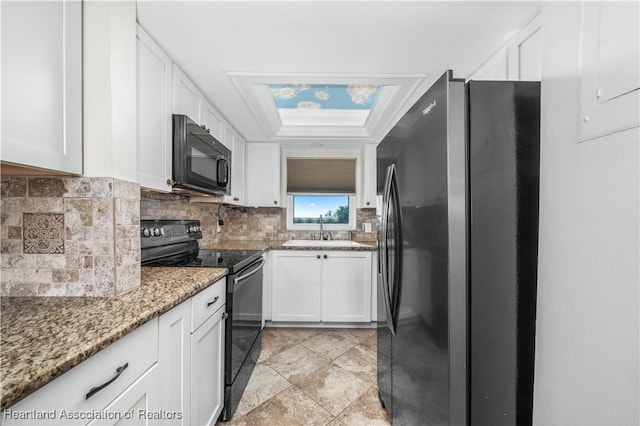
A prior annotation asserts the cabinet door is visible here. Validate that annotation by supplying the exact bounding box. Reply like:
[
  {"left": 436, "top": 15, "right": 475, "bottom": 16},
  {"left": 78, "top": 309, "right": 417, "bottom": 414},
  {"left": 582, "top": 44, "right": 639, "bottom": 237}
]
[
  {"left": 507, "top": 16, "right": 541, "bottom": 81},
  {"left": 323, "top": 252, "right": 372, "bottom": 322},
  {"left": 1, "top": 320, "right": 158, "bottom": 425},
  {"left": 136, "top": 25, "right": 173, "bottom": 192},
  {"left": 361, "top": 144, "right": 377, "bottom": 208},
  {"left": 87, "top": 364, "right": 160, "bottom": 426},
  {"left": 191, "top": 307, "right": 225, "bottom": 426},
  {"left": 468, "top": 46, "right": 509, "bottom": 80},
  {"left": 1, "top": 0, "right": 82, "bottom": 174},
  {"left": 224, "top": 128, "right": 246, "bottom": 206},
  {"left": 158, "top": 300, "right": 191, "bottom": 426},
  {"left": 173, "top": 65, "right": 202, "bottom": 125},
  {"left": 272, "top": 251, "right": 322, "bottom": 321},
  {"left": 202, "top": 101, "right": 224, "bottom": 144},
  {"left": 246, "top": 143, "right": 281, "bottom": 207}
]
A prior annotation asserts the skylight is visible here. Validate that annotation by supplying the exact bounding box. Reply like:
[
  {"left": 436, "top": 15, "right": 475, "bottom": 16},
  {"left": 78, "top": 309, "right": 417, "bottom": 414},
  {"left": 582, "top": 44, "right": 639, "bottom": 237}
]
[
  {"left": 227, "top": 72, "right": 426, "bottom": 145},
  {"left": 269, "top": 84, "right": 379, "bottom": 126}
]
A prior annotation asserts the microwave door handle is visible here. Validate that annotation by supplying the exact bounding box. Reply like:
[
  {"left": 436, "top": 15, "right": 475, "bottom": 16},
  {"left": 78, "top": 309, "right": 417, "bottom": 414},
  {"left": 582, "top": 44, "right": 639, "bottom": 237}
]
[{"left": 217, "top": 158, "right": 229, "bottom": 185}]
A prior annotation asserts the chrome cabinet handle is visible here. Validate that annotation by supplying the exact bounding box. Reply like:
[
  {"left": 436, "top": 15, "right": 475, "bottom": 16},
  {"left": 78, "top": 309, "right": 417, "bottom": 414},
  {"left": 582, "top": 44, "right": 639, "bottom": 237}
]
[
  {"left": 86, "top": 363, "right": 128, "bottom": 400},
  {"left": 207, "top": 296, "right": 219, "bottom": 307}
]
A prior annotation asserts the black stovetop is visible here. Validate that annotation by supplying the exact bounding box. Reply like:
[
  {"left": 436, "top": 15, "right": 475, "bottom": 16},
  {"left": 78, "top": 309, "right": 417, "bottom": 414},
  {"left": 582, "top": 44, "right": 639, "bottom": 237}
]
[
  {"left": 140, "top": 219, "right": 263, "bottom": 274},
  {"left": 144, "top": 248, "right": 262, "bottom": 274}
]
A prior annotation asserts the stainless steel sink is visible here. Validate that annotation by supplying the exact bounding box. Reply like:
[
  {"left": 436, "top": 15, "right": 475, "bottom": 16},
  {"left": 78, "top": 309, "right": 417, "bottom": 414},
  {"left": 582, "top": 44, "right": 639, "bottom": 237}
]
[{"left": 282, "top": 240, "right": 372, "bottom": 248}]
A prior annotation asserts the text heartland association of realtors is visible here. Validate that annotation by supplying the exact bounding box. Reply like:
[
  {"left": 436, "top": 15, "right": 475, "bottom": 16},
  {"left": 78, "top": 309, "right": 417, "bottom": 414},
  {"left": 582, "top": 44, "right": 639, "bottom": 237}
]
[{"left": 2, "top": 409, "right": 183, "bottom": 421}]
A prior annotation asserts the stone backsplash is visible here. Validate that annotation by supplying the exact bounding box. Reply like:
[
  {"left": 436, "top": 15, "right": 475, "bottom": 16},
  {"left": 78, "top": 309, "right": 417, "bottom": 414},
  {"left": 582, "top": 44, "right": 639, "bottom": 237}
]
[
  {"left": 1, "top": 183, "right": 376, "bottom": 298},
  {"left": 219, "top": 206, "right": 377, "bottom": 242},
  {"left": 140, "top": 192, "right": 224, "bottom": 247},
  {"left": 140, "top": 192, "right": 377, "bottom": 243},
  {"left": 1, "top": 177, "right": 140, "bottom": 297}
]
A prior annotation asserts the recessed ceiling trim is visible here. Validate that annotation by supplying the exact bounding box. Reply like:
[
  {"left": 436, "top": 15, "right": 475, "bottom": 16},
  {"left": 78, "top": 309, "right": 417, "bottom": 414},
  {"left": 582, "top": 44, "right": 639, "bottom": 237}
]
[
  {"left": 277, "top": 126, "right": 370, "bottom": 138},
  {"left": 278, "top": 109, "right": 370, "bottom": 127},
  {"left": 228, "top": 72, "right": 427, "bottom": 143}
]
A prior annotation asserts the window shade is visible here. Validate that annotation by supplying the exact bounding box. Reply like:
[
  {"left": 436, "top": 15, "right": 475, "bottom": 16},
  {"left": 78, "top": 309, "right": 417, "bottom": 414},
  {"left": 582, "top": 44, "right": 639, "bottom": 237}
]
[{"left": 287, "top": 158, "right": 356, "bottom": 194}]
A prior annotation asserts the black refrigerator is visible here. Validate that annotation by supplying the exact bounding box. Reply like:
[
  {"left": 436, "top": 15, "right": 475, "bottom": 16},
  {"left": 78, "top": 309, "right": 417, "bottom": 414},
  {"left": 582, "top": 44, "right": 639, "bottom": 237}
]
[{"left": 376, "top": 70, "right": 540, "bottom": 426}]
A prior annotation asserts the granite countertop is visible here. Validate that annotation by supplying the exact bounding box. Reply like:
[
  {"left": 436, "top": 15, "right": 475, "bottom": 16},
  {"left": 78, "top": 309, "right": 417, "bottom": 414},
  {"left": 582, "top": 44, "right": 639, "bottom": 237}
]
[
  {"left": 206, "top": 239, "right": 377, "bottom": 251},
  {"left": 0, "top": 267, "right": 227, "bottom": 411}
]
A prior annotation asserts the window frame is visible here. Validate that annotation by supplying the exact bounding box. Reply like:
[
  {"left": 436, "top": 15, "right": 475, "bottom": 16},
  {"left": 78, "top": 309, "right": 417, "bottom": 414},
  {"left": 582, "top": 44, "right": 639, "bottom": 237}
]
[{"left": 286, "top": 193, "right": 356, "bottom": 231}]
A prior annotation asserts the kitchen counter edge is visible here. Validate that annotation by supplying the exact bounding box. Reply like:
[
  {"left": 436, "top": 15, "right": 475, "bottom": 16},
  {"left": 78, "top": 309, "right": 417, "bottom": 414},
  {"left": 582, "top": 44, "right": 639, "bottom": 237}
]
[
  {"left": 0, "top": 266, "right": 228, "bottom": 411},
  {"left": 208, "top": 240, "right": 377, "bottom": 251}
]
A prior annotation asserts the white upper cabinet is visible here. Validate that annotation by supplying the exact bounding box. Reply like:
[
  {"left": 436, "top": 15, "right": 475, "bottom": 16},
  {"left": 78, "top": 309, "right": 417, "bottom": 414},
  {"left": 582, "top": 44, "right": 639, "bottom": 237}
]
[
  {"left": 578, "top": 2, "right": 639, "bottom": 142},
  {"left": 468, "top": 15, "right": 541, "bottom": 81},
  {"left": 202, "top": 101, "right": 225, "bottom": 144},
  {"left": 223, "top": 124, "right": 246, "bottom": 205},
  {"left": 361, "top": 143, "right": 377, "bottom": 208},
  {"left": 1, "top": 0, "right": 82, "bottom": 174},
  {"left": 136, "top": 25, "right": 173, "bottom": 192},
  {"left": 470, "top": 45, "right": 510, "bottom": 80},
  {"left": 173, "top": 65, "right": 203, "bottom": 125},
  {"left": 246, "top": 143, "right": 281, "bottom": 207},
  {"left": 507, "top": 16, "right": 542, "bottom": 81}
]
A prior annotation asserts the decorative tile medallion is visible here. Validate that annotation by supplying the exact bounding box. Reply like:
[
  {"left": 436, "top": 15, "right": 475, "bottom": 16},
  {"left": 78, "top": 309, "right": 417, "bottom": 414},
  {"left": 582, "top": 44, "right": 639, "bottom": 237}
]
[{"left": 23, "top": 213, "right": 65, "bottom": 254}]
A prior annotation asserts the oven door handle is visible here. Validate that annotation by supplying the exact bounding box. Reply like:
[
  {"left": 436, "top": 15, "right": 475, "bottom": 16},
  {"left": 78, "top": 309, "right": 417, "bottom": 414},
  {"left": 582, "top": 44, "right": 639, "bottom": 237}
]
[{"left": 233, "top": 258, "right": 265, "bottom": 286}]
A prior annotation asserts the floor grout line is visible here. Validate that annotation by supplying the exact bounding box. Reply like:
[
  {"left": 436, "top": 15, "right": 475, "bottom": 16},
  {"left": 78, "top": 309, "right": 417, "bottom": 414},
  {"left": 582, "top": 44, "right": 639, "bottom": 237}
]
[{"left": 222, "top": 327, "right": 388, "bottom": 425}]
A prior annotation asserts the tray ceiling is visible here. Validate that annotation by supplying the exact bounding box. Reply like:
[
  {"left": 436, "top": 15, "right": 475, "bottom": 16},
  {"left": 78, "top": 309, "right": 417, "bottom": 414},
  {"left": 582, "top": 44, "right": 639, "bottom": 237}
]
[{"left": 137, "top": 1, "right": 541, "bottom": 148}]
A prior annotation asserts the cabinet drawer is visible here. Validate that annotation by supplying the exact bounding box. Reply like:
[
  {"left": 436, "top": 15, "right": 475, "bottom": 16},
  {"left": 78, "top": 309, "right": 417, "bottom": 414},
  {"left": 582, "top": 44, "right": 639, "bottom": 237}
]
[
  {"left": 191, "top": 278, "right": 226, "bottom": 332},
  {"left": 3, "top": 320, "right": 159, "bottom": 425}
]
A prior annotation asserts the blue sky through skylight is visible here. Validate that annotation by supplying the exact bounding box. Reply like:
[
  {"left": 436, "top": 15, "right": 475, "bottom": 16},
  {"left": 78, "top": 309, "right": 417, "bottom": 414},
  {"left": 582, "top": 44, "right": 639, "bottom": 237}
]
[{"left": 270, "top": 84, "right": 379, "bottom": 110}]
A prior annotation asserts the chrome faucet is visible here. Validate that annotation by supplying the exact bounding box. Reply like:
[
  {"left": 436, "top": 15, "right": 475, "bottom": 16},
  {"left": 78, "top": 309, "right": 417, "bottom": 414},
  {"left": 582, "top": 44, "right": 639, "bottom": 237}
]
[{"left": 318, "top": 215, "right": 331, "bottom": 240}]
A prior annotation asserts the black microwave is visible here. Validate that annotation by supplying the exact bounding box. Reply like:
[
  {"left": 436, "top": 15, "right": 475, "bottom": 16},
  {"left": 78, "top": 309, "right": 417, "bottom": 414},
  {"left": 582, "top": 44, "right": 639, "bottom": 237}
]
[{"left": 170, "top": 114, "right": 231, "bottom": 196}]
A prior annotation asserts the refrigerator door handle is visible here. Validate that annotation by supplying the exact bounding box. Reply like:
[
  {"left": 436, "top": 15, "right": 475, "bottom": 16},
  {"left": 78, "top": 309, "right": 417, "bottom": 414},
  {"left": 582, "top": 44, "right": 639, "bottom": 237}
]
[
  {"left": 387, "top": 164, "right": 403, "bottom": 333},
  {"left": 380, "top": 164, "right": 397, "bottom": 335}
]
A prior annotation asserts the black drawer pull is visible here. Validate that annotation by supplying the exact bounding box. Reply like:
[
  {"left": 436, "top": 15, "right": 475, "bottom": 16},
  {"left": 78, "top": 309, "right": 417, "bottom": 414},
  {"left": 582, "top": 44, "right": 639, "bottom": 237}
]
[
  {"left": 86, "top": 362, "right": 129, "bottom": 400},
  {"left": 207, "top": 296, "right": 219, "bottom": 307}
]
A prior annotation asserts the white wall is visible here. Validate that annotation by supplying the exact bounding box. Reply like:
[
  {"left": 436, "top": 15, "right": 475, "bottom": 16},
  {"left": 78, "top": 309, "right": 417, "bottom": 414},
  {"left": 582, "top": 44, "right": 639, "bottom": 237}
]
[
  {"left": 83, "top": 0, "right": 137, "bottom": 181},
  {"left": 533, "top": 2, "right": 639, "bottom": 425}
]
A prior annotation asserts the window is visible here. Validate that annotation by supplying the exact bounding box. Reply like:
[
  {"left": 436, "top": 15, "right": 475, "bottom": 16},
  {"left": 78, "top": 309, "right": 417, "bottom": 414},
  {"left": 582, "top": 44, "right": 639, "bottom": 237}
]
[
  {"left": 285, "top": 155, "right": 358, "bottom": 231},
  {"left": 287, "top": 194, "right": 356, "bottom": 230}
]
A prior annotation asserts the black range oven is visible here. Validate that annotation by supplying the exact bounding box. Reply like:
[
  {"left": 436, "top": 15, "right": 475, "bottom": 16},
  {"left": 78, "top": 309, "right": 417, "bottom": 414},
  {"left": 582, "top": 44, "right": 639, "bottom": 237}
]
[{"left": 140, "top": 220, "right": 263, "bottom": 422}]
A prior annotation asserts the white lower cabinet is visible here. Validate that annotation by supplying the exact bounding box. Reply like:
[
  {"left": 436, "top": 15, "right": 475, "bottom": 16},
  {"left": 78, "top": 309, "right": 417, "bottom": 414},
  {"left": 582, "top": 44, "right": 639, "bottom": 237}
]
[
  {"left": 159, "top": 278, "right": 226, "bottom": 426},
  {"left": 158, "top": 300, "right": 191, "bottom": 426},
  {"left": 2, "top": 279, "right": 227, "bottom": 426},
  {"left": 323, "top": 252, "right": 372, "bottom": 322},
  {"left": 1, "top": 320, "right": 159, "bottom": 425},
  {"left": 272, "top": 251, "right": 323, "bottom": 321},
  {"left": 87, "top": 364, "right": 160, "bottom": 426},
  {"left": 271, "top": 250, "right": 372, "bottom": 323},
  {"left": 190, "top": 307, "right": 225, "bottom": 426}
]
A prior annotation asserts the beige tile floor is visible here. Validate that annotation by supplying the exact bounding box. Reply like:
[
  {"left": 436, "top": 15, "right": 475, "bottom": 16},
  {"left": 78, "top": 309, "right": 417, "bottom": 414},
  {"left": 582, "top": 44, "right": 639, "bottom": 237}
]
[{"left": 220, "top": 327, "right": 390, "bottom": 426}]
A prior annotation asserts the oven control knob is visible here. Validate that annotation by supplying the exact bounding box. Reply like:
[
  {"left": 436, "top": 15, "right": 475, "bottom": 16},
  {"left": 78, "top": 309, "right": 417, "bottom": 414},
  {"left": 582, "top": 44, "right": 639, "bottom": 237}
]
[
  {"left": 142, "top": 228, "right": 151, "bottom": 238},
  {"left": 153, "top": 227, "right": 162, "bottom": 237}
]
